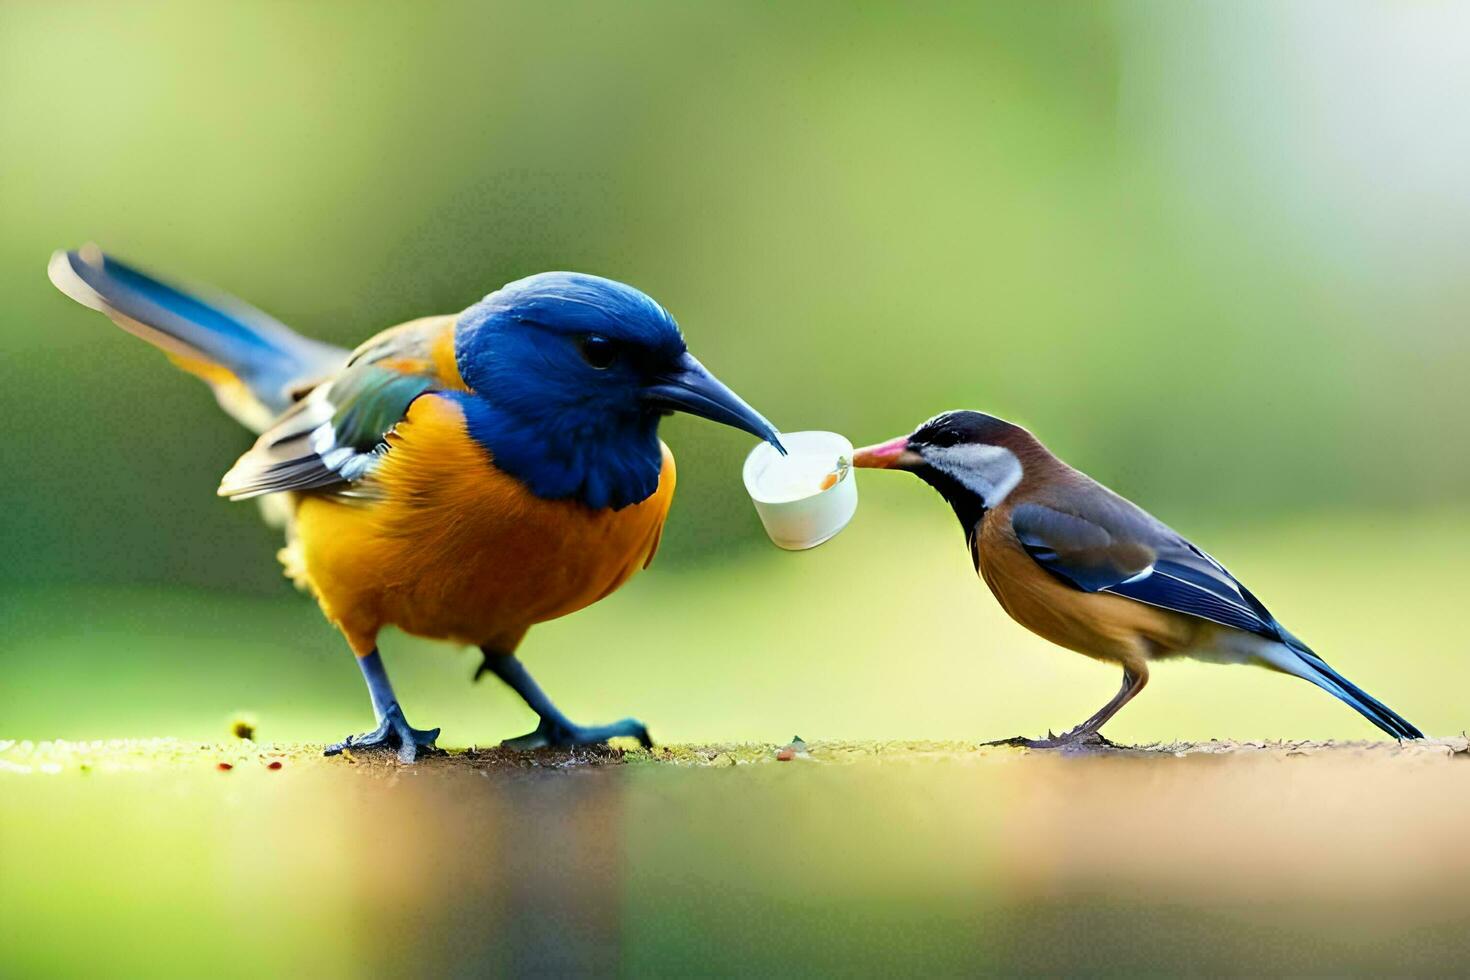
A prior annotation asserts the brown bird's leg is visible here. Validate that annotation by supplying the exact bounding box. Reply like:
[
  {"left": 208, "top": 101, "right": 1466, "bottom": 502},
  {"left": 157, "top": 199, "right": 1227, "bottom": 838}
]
[{"left": 987, "top": 664, "right": 1149, "bottom": 749}]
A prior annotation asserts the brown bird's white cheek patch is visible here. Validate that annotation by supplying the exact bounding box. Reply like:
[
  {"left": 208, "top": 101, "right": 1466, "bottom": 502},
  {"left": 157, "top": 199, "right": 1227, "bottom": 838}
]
[{"left": 924, "top": 444, "right": 1023, "bottom": 506}]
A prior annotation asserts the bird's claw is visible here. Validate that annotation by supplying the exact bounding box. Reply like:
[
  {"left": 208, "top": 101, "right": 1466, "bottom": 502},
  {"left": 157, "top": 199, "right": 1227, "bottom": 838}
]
[
  {"left": 502, "top": 715, "right": 652, "bottom": 751},
  {"left": 324, "top": 704, "right": 441, "bottom": 763},
  {"left": 983, "top": 729, "right": 1117, "bottom": 751}
]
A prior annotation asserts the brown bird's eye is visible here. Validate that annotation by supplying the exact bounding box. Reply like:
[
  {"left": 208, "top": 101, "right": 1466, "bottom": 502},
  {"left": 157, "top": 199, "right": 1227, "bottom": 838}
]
[{"left": 578, "top": 334, "right": 618, "bottom": 369}]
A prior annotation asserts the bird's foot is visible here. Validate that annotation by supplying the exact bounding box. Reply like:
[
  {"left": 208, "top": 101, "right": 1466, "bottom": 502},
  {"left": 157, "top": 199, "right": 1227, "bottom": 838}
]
[
  {"left": 502, "top": 714, "right": 652, "bottom": 751},
  {"left": 323, "top": 704, "right": 441, "bottom": 763},
  {"left": 983, "top": 728, "right": 1117, "bottom": 751}
]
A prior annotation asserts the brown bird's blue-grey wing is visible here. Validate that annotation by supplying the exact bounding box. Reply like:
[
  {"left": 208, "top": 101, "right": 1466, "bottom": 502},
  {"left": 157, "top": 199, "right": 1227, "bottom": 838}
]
[{"left": 1011, "top": 500, "right": 1281, "bottom": 639}]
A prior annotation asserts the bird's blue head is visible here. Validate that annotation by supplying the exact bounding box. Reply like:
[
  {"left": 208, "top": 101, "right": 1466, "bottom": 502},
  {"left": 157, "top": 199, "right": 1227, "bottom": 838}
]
[{"left": 453, "top": 271, "right": 784, "bottom": 510}]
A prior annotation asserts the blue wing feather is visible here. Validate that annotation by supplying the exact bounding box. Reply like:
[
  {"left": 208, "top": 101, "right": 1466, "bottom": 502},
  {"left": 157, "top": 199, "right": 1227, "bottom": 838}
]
[
  {"left": 1011, "top": 501, "right": 1282, "bottom": 639},
  {"left": 1104, "top": 559, "right": 1278, "bottom": 637}
]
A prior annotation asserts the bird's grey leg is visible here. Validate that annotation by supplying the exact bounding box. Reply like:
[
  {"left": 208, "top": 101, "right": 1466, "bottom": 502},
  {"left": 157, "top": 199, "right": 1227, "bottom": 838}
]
[
  {"left": 323, "top": 649, "right": 441, "bottom": 763},
  {"left": 1067, "top": 665, "right": 1149, "bottom": 737},
  {"left": 477, "top": 648, "right": 652, "bottom": 750},
  {"left": 988, "top": 665, "right": 1148, "bottom": 749}
]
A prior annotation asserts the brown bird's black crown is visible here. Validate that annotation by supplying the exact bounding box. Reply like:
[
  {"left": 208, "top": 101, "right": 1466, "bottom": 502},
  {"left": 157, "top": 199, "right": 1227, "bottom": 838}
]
[{"left": 906, "top": 410, "right": 1023, "bottom": 450}]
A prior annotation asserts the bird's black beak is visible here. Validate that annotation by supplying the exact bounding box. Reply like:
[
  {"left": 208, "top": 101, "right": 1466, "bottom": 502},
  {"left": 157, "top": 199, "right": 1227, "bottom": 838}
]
[{"left": 644, "top": 351, "right": 786, "bottom": 454}]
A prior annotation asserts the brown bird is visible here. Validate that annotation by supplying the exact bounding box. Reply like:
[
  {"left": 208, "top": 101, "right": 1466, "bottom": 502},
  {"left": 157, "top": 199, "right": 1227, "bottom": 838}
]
[{"left": 853, "top": 411, "right": 1423, "bottom": 745}]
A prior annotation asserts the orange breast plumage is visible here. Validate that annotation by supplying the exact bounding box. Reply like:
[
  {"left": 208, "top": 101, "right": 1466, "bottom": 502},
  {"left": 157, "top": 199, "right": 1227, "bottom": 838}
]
[{"left": 290, "top": 394, "right": 675, "bottom": 655}]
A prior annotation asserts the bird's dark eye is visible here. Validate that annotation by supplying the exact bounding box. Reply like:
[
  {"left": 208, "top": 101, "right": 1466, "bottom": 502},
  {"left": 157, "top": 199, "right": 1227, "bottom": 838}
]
[
  {"left": 578, "top": 334, "right": 618, "bottom": 369},
  {"left": 924, "top": 428, "right": 959, "bottom": 448}
]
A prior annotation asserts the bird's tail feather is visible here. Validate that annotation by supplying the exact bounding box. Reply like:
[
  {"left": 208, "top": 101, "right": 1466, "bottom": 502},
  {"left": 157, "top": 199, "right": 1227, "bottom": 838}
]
[
  {"left": 1278, "top": 635, "right": 1424, "bottom": 740},
  {"left": 48, "top": 245, "right": 347, "bottom": 433}
]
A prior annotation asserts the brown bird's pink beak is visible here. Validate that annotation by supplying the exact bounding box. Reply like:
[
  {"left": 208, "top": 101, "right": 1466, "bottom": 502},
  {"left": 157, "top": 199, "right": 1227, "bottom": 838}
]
[{"left": 852, "top": 435, "right": 922, "bottom": 470}]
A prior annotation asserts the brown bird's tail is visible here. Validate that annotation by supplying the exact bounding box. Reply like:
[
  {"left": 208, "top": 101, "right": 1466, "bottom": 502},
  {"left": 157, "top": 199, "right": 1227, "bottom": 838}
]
[{"left": 1276, "top": 633, "right": 1424, "bottom": 739}]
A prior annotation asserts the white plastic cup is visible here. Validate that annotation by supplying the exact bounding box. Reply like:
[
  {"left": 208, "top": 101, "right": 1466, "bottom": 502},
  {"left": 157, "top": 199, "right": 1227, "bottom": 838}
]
[{"left": 743, "top": 431, "right": 859, "bottom": 551}]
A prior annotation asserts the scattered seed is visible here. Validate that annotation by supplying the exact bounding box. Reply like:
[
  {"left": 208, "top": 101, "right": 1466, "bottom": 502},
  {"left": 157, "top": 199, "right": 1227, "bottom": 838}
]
[{"left": 217, "top": 762, "right": 234, "bottom": 771}]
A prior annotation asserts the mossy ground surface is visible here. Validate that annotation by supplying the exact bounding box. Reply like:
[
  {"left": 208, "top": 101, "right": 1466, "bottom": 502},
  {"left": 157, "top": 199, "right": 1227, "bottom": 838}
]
[{"left": 4, "top": 733, "right": 1469, "bottom": 774}]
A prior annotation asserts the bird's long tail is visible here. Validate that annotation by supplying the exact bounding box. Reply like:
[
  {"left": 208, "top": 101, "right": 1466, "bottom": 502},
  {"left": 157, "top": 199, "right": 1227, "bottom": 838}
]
[
  {"left": 1275, "top": 634, "right": 1424, "bottom": 739},
  {"left": 48, "top": 245, "right": 348, "bottom": 433}
]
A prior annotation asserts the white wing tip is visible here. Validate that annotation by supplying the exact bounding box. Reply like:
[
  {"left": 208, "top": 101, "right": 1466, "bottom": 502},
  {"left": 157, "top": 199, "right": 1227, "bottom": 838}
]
[{"left": 1120, "top": 563, "right": 1156, "bottom": 585}]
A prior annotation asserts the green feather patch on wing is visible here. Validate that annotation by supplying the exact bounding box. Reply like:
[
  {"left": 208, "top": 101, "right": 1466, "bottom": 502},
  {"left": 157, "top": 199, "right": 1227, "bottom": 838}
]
[
  {"left": 329, "top": 367, "right": 438, "bottom": 453},
  {"left": 218, "top": 362, "right": 438, "bottom": 499}
]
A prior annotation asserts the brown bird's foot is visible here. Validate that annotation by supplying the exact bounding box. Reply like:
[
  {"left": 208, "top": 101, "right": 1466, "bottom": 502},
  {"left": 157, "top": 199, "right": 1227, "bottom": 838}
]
[
  {"left": 323, "top": 704, "right": 441, "bottom": 764},
  {"left": 502, "top": 715, "right": 652, "bottom": 751},
  {"left": 987, "top": 668, "right": 1146, "bottom": 751},
  {"left": 983, "top": 729, "right": 1118, "bottom": 750}
]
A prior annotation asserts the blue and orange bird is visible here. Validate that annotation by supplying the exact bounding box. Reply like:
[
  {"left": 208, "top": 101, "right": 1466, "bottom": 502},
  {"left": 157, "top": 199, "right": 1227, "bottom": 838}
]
[
  {"left": 50, "top": 245, "right": 784, "bottom": 761},
  {"left": 853, "top": 411, "right": 1424, "bottom": 745}
]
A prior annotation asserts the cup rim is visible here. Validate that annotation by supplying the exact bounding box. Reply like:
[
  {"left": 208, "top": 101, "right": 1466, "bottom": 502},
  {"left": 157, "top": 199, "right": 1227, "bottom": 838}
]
[{"left": 742, "top": 430, "right": 855, "bottom": 506}]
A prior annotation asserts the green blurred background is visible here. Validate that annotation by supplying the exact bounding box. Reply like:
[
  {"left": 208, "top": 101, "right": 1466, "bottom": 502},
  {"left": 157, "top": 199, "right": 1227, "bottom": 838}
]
[{"left": 3, "top": 0, "right": 1468, "bottom": 746}]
